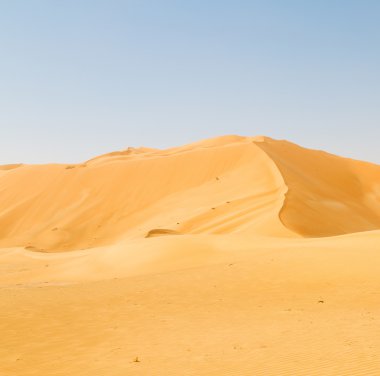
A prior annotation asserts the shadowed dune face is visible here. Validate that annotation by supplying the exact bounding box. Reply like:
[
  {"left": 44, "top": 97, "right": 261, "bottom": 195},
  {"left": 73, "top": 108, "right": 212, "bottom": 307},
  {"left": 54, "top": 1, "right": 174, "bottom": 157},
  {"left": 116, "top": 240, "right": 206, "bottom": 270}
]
[
  {"left": 145, "top": 229, "right": 182, "bottom": 237},
  {"left": 255, "top": 139, "right": 380, "bottom": 236},
  {"left": 0, "top": 135, "right": 380, "bottom": 252},
  {"left": 0, "top": 164, "right": 23, "bottom": 171}
]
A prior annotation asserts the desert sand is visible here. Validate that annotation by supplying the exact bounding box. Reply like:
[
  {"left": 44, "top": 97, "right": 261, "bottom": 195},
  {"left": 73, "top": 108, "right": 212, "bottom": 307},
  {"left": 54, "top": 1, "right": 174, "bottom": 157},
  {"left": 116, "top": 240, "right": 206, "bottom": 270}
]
[{"left": 1, "top": 135, "right": 380, "bottom": 375}]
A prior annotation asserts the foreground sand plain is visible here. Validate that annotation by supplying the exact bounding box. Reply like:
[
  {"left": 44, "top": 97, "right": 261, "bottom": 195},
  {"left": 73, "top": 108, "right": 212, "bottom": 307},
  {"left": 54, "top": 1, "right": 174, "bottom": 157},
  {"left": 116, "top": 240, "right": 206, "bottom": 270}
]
[{"left": 1, "top": 136, "right": 380, "bottom": 375}]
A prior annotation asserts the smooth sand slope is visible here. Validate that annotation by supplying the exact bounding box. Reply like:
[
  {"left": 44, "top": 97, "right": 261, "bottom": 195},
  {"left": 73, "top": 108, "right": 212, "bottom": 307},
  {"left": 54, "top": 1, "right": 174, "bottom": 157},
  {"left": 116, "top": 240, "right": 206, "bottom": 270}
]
[{"left": 1, "top": 136, "right": 380, "bottom": 375}]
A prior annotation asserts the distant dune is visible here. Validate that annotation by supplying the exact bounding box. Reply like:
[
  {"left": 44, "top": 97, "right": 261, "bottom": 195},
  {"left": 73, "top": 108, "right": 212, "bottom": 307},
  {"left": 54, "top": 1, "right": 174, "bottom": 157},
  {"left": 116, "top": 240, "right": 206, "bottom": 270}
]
[{"left": 1, "top": 136, "right": 380, "bottom": 375}]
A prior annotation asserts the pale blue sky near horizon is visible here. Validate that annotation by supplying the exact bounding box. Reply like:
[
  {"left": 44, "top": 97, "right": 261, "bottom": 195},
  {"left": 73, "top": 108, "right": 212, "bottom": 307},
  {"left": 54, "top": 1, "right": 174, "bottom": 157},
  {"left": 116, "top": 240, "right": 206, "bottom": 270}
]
[{"left": 1, "top": 0, "right": 379, "bottom": 164}]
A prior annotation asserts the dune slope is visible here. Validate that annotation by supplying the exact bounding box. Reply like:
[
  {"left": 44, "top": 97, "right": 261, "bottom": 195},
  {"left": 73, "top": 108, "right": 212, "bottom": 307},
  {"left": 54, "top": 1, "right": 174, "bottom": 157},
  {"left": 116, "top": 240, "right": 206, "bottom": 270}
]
[{"left": 0, "top": 136, "right": 290, "bottom": 252}]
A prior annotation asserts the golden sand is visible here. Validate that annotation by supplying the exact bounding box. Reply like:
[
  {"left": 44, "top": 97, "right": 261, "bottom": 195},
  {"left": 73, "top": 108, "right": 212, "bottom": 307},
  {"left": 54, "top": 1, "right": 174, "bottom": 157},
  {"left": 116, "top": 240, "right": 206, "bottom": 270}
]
[{"left": 1, "top": 136, "right": 380, "bottom": 375}]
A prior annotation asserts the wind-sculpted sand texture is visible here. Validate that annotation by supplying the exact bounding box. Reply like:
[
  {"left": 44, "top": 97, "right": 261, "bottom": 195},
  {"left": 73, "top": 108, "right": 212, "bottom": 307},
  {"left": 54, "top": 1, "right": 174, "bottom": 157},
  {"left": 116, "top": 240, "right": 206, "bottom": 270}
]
[{"left": 1, "top": 136, "right": 380, "bottom": 375}]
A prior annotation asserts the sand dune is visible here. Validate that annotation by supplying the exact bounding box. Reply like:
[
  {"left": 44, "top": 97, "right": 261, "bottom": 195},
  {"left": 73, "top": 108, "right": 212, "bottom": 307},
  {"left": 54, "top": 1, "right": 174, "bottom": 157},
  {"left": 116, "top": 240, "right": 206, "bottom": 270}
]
[
  {"left": 2, "top": 135, "right": 380, "bottom": 252},
  {"left": 1, "top": 135, "right": 380, "bottom": 375},
  {"left": 256, "top": 139, "right": 380, "bottom": 236}
]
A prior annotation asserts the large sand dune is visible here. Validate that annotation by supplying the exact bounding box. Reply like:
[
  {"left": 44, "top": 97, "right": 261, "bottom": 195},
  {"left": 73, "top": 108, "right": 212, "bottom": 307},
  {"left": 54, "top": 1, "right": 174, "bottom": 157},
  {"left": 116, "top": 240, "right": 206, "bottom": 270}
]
[{"left": 1, "top": 136, "right": 380, "bottom": 375}]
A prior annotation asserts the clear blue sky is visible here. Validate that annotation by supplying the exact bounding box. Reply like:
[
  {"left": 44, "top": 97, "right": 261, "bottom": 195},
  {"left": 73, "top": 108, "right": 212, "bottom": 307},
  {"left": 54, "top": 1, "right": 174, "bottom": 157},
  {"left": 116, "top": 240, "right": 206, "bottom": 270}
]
[{"left": 1, "top": 1, "right": 379, "bottom": 164}]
